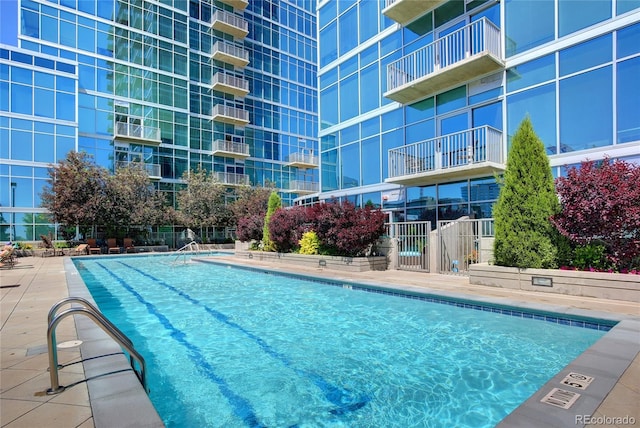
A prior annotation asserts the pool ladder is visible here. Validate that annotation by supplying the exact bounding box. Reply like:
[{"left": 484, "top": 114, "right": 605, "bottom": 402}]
[
  {"left": 46, "top": 297, "right": 147, "bottom": 395},
  {"left": 173, "top": 240, "right": 200, "bottom": 264}
]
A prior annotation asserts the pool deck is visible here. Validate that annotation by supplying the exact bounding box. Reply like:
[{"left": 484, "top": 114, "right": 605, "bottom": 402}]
[{"left": 1, "top": 254, "right": 638, "bottom": 427}]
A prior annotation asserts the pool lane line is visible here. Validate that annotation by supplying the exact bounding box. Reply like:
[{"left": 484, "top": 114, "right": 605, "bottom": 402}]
[
  {"left": 95, "top": 263, "right": 265, "bottom": 428},
  {"left": 117, "top": 261, "right": 369, "bottom": 415}
]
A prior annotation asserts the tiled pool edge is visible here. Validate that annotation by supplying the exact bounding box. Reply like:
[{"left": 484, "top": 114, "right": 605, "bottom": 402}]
[{"left": 64, "top": 258, "right": 164, "bottom": 428}]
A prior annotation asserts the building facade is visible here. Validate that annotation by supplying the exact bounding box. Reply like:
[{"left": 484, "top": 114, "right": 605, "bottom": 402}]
[
  {"left": 316, "top": 0, "right": 640, "bottom": 225},
  {"left": 0, "top": 0, "right": 318, "bottom": 242}
]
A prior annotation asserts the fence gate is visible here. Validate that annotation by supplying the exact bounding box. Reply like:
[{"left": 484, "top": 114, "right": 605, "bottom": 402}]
[
  {"left": 391, "top": 221, "right": 431, "bottom": 272},
  {"left": 438, "top": 218, "right": 494, "bottom": 275}
]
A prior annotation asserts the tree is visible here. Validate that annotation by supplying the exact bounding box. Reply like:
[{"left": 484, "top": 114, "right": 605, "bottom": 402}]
[
  {"left": 550, "top": 158, "right": 640, "bottom": 270},
  {"left": 262, "top": 191, "right": 281, "bottom": 251},
  {"left": 230, "top": 183, "right": 273, "bottom": 222},
  {"left": 493, "top": 117, "right": 560, "bottom": 268},
  {"left": 175, "top": 167, "right": 232, "bottom": 231},
  {"left": 40, "top": 151, "right": 108, "bottom": 236},
  {"left": 102, "top": 165, "right": 169, "bottom": 237}
]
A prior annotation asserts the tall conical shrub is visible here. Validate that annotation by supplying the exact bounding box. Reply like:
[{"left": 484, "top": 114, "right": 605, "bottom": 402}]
[
  {"left": 262, "top": 191, "right": 281, "bottom": 251},
  {"left": 493, "top": 117, "right": 560, "bottom": 268}
]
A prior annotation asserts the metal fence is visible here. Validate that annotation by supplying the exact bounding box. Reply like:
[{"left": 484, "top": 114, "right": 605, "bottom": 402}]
[
  {"left": 438, "top": 218, "right": 494, "bottom": 275},
  {"left": 388, "top": 221, "right": 431, "bottom": 272}
]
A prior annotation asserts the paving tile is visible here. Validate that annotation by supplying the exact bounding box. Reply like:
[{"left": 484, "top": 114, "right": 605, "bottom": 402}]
[
  {"left": 0, "top": 398, "right": 42, "bottom": 426},
  {"left": 3, "top": 402, "right": 92, "bottom": 428}
]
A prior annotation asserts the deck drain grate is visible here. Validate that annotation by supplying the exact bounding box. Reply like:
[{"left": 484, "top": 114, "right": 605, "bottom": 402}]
[{"left": 541, "top": 388, "right": 581, "bottom": 409}]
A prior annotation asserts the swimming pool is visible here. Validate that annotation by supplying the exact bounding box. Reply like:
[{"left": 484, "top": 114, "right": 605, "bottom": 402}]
[{"left": 74, "top": 255, "right": 609, "bottom": 427}]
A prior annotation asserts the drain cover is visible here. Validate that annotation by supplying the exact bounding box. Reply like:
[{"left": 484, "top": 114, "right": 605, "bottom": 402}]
[
  {"left": 541, "top": 388, "right": 581, "bottom": 409},
  {"left": 57, "top": 340, "right": 83, "bottom": 349},
  {"left": 561, "top": 372, "right": 594, "bottom": 390}
]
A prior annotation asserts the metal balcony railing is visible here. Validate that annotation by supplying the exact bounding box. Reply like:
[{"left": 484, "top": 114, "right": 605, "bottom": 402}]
[
  {"left": 286, "top": 152, "right": 318, "bottom": 168},
  {"left": 214, "top": 171, "right": 250, "bottom": 186},
  {"left": 211, "top": 72, "right": 249, "bottom": 96},
  {"left": 211, "top": 104, "right": 249, "bottom": 125},
  {"left": 211, "top": 10, "right": 249, "bottom": 38},
  {"left": 289, "top": 180, "right": 319, "bottom": 193},
  {"left": 115, "top": 161, "right": 161, "bottom": 178},
  {"left": 211, "top": 41, "right": 249, "bottom": 66},
  {"left": 388, "top": 126, "right": 503, "bottom": 179},
  {"left": 386, "top": 18, "right": 502, "bottom": 95},
  {"left": 114, "top": 122, "right": 161, "bottom": 143},
  {"left": 212, "top": 139, "right": 250, "bottom": 157}
]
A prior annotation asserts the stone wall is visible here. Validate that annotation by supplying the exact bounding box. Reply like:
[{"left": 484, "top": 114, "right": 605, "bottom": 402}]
[
  {"left": 469, "top": 263, "right": 640, "bottom": 302},
  {"left": 235, "top": 251, "right": 388, "bottom": 272}
]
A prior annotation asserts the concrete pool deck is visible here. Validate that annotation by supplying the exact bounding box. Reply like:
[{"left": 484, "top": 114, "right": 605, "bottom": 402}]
[{"left": 1, "top": 254, "right": 638, "bottom": 427}]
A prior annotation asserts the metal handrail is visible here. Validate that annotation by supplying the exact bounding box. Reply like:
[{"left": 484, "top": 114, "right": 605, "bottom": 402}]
[
  {"left": 47, "top": 297, "right": 147, "bottom": 394},
  {"left": 174, "top": 240, "right": 200, "bottom": 264}
]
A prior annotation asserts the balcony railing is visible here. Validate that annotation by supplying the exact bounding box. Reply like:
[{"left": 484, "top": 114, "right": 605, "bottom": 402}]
[
  {"left": 288, "top": 180, "right": 319, "bottom": 194},
  {"left": 211, "top": 72, "right": 249, "bottom": 97},
  {"left": 386, "top": 125, "right": 505, "bottom": 185},
  {"left": 212, "top": 139, "right": 250, "bottom": 158},
  {"left": 211, "top": 41, "right": 249, "bottom": 67},
  {"left": 382, "top": 0, "right": 447, "bottom": 26},
  {"left": 214, "top": 171, "right": 250, "bottom": 186},
  {"left": 217, "top": 0, "right": 248, "bottom": 11},
  {"left": 285, "top": 152, "right": 318, "bottom": 168},
  {"left": 115, "top": 161, "right": 161, "bottom": 180},
  {"left": 211, "top": 104, "right": 250, "bottom": 126},
  {"left": 114, "top": 122, "right": 161, "bottom": 145},
  {"left": 385, "top": 18, "right": 503, "bottom": 104},
  {"left": 211, "top": 10, "right": 249, "bottom": 39}
]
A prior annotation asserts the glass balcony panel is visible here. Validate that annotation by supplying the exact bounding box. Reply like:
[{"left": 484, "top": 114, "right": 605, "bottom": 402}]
[
  {"left": 114, "top": 122, "right": 162, "bottom": 145},
  {"left": 214, "top": 171, "right": 250, "bottom": 186}
]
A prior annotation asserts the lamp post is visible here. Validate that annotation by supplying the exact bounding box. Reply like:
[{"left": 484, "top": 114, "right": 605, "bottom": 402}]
[{"left": 10, "top": 182, "right": 16, "bottom": 241}]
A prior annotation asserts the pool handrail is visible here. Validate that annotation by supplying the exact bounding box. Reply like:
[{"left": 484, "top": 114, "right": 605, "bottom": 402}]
[
  {"left": 47, "top": 297, "right": 147, "bottom": 395},
  {"left": 173, "top": 240, "right": 200, "bottom": 264}
]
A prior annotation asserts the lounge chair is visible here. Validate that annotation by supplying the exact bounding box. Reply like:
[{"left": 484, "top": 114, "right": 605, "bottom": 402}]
[
  {"left": 124, "top": 238, "right": 135, "bottom": 253},
  {"left": 0, "top": 245, "right": 16, "bottom": 268},
  {"left": 73, "top": 243, "right": 89, "bottom": 256},
  {"left": 40, "top": 234, "right": 63, "bottom": 257},
  {"left": 87, "top": 238, "right": 102, "bottom": 255},
  {"left": 107, "top": 238, "right": 120, "bottom": 254}
]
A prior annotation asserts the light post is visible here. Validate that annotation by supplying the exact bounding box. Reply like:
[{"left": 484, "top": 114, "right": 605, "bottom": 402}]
[{"left": 10, "top": 182, "right": 16, "bottom": 241}]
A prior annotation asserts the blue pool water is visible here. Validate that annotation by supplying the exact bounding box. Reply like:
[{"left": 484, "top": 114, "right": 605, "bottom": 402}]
[{"left": 74, "top": 255, "right": 608, "bottom": 427}]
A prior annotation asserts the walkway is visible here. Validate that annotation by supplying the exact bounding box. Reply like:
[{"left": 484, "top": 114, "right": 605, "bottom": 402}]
[{"left": 1, "top": 254, "right": 638, "bottom": 427}]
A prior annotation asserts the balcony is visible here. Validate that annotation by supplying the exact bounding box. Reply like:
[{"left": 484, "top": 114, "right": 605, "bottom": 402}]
[
  {"left": 382, "top": 0, "right": 447, "bottom": 26},
  {"left": 285, "top": 152, "right": 318, "bottom": 169},
  {"left": 385, "top": 18, "right": 503, "bottom": 105},
  {"left": 217, "top": 0, "right": 248, "bottom": 11},
  {"left": 211, "top": 10, "right": 249, "bottom": 39},
  {"left": 211, "top": 105, "right": 250, "bottom": 126},
  {"left": 211, "top": 72, "right": 249, "bottom": 97},
  {"left": 284, "top": 180, "right": 319, "bottom": 195},
  {"left": 212, "top": 139, "right": 250, "bottom": 159},
  {"left": 211, "top": 41, "right": 249, "bottom": 67},
  {"left": 115, "top": 161, "right": 162, "bottom": 180},
  {"left": 386, "top": 126, "right": 505, "bottom": 186},
  {"left": 113, "top": 122, "right": 161, "bottom": 145},
  {"left": 214, "top": 171, "right": 250, "bottom": 187}
]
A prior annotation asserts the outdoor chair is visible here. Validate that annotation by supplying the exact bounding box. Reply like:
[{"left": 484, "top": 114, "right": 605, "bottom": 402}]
[
  {"left": 0, "top": 246, "right": 16, "bottom": 268},
  {"left": 107, "top": 238, "right": 120, "bottom": 254},
  {"left": 124, "top": 238, "right": 135, "bottom": 253},
  {"left": 72, "top": 243, "right": 89, "bottom": 256},
  {"left": 87, "top": 238, "right": 102, "bottom": 255},
  {"left": 40, "top": 234, "right": 63, "bottom": 257}
]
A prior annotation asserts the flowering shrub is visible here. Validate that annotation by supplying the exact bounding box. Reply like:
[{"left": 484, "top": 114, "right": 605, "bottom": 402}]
[
  {"left": 236, "top": 214, "right": 264, "bottom": 242},
  {"left": 268, "top": 205, "right": 308, "bottom": 253},
  {"left": 551, "top": 158, "right": 640, "bottom": 271},
  {"left": 265, "top": 201, "right": 386, "bottom": 257}
]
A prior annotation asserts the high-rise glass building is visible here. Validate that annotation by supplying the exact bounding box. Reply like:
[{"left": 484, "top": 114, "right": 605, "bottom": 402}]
[
  {"left": 0, "top": 0, "right": 318, "bottom": 242},
  {"left": 316, "top": 0, "right": 640, "bottom": 225}
]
